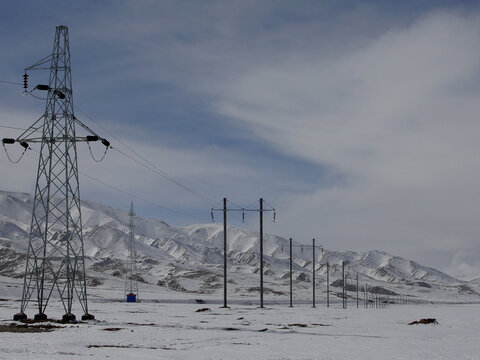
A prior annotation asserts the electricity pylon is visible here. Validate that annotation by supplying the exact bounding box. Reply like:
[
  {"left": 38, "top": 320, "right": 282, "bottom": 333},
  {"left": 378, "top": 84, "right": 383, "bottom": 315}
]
[
  {"left": 3, "top": 26, "right": 109, "bottom": 322},
  {"left": 124, "top": 202, "right": 139, "bottom": 302}
]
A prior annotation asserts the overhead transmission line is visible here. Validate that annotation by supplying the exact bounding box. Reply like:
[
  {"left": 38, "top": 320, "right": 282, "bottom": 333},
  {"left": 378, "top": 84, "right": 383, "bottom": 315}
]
[
  {"left": 79, "top": 171, "right": 207, "bottom": 223},
  {"left": 0, "top": 79, "right": 23, "bottom": 86},
  {"left": 0, "top": 125, "right": 36, "bottom": 131},
  {"left": 2, "top": 120, "right": 285, "bottom": 236},
  {"left": 4, "top": 84, "right": 290, "bottom": 236},
  {"left": 72, "top": 104, "right": 218, "bottom": 206},
  {"left": 15, "top": 87, "right": 219, "bottom": 207},
  {"left": 27, "top": 146, "right": 206, "bottom": 222},
  {"left": 6, "top": 129, "right": 212, "bottom": 224}
]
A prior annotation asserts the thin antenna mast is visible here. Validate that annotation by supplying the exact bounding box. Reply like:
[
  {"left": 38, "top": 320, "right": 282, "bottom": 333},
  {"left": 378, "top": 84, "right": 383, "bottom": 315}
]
[{"left": 125, "top": 202, "right": 139, "bottom": 302}]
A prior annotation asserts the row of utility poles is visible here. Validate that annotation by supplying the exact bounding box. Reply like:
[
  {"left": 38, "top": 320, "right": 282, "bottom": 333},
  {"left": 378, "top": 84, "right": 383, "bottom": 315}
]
[{"left": 211, "top": 197, "right": 396, "bottom": 310}]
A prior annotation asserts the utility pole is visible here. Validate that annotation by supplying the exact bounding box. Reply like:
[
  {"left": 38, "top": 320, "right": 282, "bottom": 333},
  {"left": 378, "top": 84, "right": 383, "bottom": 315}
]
[
  {"left": 345, "top": 272, "right": 348, "bottom": 309},
  {"left": 4, "top": 26, "right": 109, "bottom": 322},
  {"left": 312, "top": 238, "right": 316, "bottom": 308},
  {"left": 260, "top": 198, "right": 264, "bottom": 308},
  {"left": 289, "top": 237, "right": 293, "bottom": 307},
  {"left": 326, "top": 262, "right": 330, "bottom": 308},
  {"left": 210, "top": 197, "right": 233, "bottom": 308},
  {"left": 342, "top": 261, "right": 344, "bottom": 308},
  {"left": 365, "top": 283, "right": 368, "bottom": 308},
  {"left": 246, "top": 198, "right": 274, "bottom": 308},
  {"left": 356, "top": 274, "right": 359, "bottom": 308},
  {"left": 222, "top": 197, "right": 227, "bottom": 308}
]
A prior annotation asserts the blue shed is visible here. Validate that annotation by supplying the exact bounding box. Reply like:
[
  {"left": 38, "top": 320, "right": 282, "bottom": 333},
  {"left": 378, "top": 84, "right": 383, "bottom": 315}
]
[{"left": 126, "top": 292, "right": 136, "bottom": 302}]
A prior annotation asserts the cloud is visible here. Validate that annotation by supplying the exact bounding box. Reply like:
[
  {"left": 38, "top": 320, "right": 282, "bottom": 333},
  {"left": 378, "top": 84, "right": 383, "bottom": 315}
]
[
  {"left": 444, "top": 250, "right": 480, "bottom": 280},
  {"left": 2, "top": 3, "right": 480, "bottom": 277},
  {"left": 198, "top": 11, "right": 480, "bottom": 274}
]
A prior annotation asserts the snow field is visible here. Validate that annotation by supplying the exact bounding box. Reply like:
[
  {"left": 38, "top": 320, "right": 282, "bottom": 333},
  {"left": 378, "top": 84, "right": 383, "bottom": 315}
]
[{"left": 1, "top": 286, "right": 480, "bottom": 360}]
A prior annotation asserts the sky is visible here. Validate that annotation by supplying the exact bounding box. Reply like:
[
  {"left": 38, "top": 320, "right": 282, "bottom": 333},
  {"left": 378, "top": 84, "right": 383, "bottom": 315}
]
[{"left": 1, "top": 0, "right": 480, "bottom": 279}]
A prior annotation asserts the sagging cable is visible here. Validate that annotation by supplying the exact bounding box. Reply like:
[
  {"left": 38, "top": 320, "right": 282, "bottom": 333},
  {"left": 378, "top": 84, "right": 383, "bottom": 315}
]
[
  {"left": 87, "top": 137, "right": 110, "bottom": 163},
  {"left": 2, "top": 139, "right": 29, "bottom": 164}
]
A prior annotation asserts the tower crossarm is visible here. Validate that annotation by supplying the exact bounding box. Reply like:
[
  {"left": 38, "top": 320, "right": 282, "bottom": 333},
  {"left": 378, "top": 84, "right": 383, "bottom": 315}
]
[
  {"left": 4, "top": 116, "right": 110, "bottom": 148},
  {"left": 12, "top": 135, "right": 110, "bottom": 145}
]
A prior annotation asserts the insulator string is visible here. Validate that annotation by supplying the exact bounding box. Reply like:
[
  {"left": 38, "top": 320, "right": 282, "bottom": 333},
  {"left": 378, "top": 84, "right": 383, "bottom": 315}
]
[
  {"left": 87, "top": 142, "right": 109, "bottom": 162},
  {"left": 2, "top": 143, "right": 28, "bottom": 164}
]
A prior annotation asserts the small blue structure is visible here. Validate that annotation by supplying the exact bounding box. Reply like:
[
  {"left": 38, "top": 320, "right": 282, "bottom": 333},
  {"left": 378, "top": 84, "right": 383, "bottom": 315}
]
[{"left": 126, "top": 293, "right": 136, "bottom": 303}]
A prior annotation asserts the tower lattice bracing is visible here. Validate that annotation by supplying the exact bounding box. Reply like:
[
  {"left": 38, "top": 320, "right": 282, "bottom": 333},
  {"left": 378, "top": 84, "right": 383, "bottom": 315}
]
[
  {"left": 5, "top": 26, "right": 109, "bottom": 322},
  {"left": 125, "top": 202, "right": 139, "bottom": 302}
]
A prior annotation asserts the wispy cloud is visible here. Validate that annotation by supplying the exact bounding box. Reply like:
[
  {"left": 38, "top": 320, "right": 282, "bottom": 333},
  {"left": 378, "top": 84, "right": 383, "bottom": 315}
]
[{"left": 1, "top": 2, "right": 480, "bottom": 276}]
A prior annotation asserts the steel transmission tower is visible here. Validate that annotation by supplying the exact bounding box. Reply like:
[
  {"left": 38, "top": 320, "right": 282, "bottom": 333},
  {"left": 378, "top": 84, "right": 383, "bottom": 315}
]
[
  {"left": 124, "top": 202, "right": 139, "bottom": 302},
  {"left": 3, "top": 26, "right": 109, "bottom": 322}
]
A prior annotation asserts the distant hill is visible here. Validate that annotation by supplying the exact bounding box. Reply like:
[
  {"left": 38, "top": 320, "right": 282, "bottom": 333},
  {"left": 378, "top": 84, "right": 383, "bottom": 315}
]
[{"left": 1, "top": 190, "right": 473, "bottom": 302}]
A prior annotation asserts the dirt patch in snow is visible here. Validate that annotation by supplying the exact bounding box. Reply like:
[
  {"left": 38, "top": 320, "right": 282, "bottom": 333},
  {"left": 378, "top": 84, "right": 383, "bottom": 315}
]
[
  {"left": 195, "top": 308, "right": 210, "bottom": 312},
  {"left": 288, "top": 323, "right": 308, "bottom": 327},
  {"left": 408, "top": 318, "right": 438, "bottom": 325},
  {"left": 246, "top": 286, "right": 286, "bottom": 295},
  {"left": 88, "top": 344, "right": 174, "bottom": 350},
  {"left": 0, "top": 323, "right": 63, "bottom": 333}
]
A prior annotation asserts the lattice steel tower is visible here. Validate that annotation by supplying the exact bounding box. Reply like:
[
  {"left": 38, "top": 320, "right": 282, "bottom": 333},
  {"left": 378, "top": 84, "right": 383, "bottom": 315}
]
[
  {"left": 3, "top": 26, "right": 109, "bottom": 322},
  {"left": 125, "top": 202, "right": 139, "bottom": 302}
]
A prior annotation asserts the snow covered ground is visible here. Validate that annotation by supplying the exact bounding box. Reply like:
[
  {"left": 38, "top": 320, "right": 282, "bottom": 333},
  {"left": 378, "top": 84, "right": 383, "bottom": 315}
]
[{"left": 1, "top": 276, "right": 479, "bottom": 359}]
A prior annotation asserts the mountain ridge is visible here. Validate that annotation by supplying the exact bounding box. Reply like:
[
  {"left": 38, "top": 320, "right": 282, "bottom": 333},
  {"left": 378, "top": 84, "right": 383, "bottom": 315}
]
[{"left": 0, "top": 190, "right": 460, "bottom": 288}]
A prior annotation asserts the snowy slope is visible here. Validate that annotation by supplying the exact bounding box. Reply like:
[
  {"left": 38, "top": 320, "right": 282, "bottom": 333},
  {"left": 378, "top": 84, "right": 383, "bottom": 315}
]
[{"left": 0, "top": 190, "right": 472, "bottom": 301}]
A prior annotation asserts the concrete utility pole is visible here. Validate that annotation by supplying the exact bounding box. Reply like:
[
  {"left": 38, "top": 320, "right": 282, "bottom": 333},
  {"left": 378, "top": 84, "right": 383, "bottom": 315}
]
[{"left": 289, "top": 237, "right": 293, "bottom": 307}]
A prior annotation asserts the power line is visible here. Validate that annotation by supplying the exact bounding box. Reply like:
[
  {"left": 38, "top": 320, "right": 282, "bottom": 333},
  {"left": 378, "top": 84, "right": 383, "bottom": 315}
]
[
  {"left": 79, "top": 170, "right": 208, "bottom": 223},
  {"left": 0, "top": 80, "right": 22, "bottom": 86},
  {"left": 25, "top": 146, "right": 208, "bottom": 223},
  {"left": 2, "top": 127, "right": 286, "bottom": 238},
  {"left": 5, "top": 128, "right": 259, "bottom": 231},
  {"left": 111, "top": 146, "right": 216, "bottom": 205},
  {"left": 73, "top": 104, "right": 218, "bottom": 206},
  {"left": 0, "top": 125, "right": 33, "bottom": 131},
  {"left": 3, "top": 95, "right": 290, "bottom": 239},
  {"left": 24, "top": 90, "right": 218, "bottom": 206}
]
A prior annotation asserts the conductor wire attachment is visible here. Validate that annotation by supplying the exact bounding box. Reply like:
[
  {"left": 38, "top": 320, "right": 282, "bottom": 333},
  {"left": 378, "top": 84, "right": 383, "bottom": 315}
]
[{"left": 2, "top": 140, "right": 29, "bottom": 164}]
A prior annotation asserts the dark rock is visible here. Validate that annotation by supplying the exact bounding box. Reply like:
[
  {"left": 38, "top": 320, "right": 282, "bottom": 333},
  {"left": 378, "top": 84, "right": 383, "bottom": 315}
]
[
  {"left": 195, "top": 308, "right": 210, "bottom": 312},
  {"left": 416, "top": 282, "right": 431, "bottom": 288},
  {"left": 296, "top": 272, "right": 310, "bottom": 282},
  {"left": 367, "top": 286, "right": 398, "bottom": 296},
  {"left": 408, "top": 318, "right": 438, "bottom": 325},
  {"left": 330, "top": 279, "right": 358, "bottom": 292}
]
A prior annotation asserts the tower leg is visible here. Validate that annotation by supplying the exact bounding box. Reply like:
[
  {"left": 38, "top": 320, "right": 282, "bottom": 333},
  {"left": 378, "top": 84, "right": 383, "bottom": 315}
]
[
  {"left": 82, "top": 313, "right": 95, "bottom": 321},
  {"left": 34, "top": 313, "right": 48, "bottom": 321},
  {"left": 62, "top": 313, "right": 76, "bottom": 323},
  {"left": 13, "top": 312, "right": 27, "bottom": 321}
]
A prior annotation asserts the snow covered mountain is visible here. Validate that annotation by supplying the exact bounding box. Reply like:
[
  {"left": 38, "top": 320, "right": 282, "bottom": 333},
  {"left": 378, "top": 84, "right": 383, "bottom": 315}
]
[{"left": 0, "top": 190, "right": 473, "bottom": 300}]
